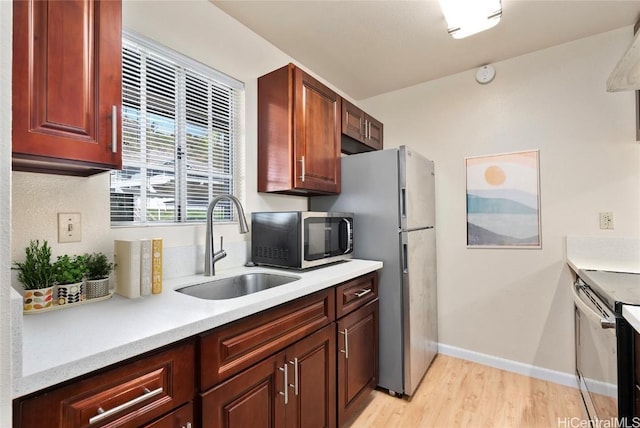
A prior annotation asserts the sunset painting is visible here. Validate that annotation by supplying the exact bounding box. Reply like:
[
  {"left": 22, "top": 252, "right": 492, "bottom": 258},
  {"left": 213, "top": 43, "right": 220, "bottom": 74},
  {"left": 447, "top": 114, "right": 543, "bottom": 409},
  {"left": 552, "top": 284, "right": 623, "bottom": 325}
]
[{"left": 465, "top": 150, "right": 541, "bottom": 248}]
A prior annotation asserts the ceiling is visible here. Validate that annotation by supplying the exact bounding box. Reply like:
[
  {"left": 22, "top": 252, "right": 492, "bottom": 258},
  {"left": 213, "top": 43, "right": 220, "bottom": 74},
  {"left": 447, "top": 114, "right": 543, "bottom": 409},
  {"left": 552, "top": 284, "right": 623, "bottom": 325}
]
[{"left": 211, "top": 0, "right": 640, "bottom": 100}]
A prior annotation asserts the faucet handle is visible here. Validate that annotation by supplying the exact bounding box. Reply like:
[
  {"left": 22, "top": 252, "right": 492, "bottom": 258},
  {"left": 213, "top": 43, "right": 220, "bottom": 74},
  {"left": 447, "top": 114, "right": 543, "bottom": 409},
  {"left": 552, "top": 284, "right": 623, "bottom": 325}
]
[{"left": 219, "top": 236, "right": 224, "bottom": 251}]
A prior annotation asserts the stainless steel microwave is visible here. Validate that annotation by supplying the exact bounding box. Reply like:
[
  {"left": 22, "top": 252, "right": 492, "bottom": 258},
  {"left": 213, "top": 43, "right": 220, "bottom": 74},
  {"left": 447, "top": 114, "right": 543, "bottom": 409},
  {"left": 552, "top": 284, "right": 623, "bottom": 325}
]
[{"left": 251, "top": 211, "right": 354, "bottom": 269}]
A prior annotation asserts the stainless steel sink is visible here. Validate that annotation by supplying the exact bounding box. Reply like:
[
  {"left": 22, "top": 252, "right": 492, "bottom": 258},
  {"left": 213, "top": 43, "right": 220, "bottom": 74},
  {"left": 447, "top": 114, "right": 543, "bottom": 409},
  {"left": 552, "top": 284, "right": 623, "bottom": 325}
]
[{"left": 175, "top": 273, "right": 301, "bottom": 300}]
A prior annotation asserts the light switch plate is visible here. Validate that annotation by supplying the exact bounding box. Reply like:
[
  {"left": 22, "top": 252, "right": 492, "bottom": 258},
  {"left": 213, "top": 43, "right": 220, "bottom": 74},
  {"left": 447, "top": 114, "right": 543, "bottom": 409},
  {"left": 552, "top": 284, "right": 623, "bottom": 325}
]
[{"left": 58, "top": 212, "right": 81, "bottom": 243}]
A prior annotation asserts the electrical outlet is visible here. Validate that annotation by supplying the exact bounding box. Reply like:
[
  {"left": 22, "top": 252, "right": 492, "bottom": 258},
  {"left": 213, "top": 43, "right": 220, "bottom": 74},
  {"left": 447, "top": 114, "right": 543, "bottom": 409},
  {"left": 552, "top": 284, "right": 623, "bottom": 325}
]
[
  {"left": 599, "top": 212, "right": 614, "bottom": 230},
  {"left": 58, "top": 212, "right": 81, "bottom": 243}
]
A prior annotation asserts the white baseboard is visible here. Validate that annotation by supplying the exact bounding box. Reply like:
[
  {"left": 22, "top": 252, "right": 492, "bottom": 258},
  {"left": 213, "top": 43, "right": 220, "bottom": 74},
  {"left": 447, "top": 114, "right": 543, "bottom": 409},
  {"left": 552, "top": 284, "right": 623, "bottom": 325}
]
[{"left": 438, "top": 344, "right": 578, "bottom": 389}]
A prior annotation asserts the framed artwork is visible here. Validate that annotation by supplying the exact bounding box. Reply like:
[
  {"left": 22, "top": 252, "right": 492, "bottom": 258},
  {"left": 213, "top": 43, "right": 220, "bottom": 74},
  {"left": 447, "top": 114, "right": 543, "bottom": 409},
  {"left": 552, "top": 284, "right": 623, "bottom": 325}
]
[{"left": 465, "top": 150, "right": 541, "bottom": 249}]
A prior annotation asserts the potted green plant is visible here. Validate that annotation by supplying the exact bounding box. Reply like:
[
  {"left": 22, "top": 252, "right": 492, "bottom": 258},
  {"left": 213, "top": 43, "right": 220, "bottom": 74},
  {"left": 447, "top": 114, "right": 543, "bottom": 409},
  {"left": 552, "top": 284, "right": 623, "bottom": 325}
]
[
  {"left": 12, "top": 240, "right": 56, "bottom": 312},
  {"left": 84, "top": 252, "right": 114, "bottom": 299},
  {"left": 53, "top": 254, "right": 87, "bottom": 305}
]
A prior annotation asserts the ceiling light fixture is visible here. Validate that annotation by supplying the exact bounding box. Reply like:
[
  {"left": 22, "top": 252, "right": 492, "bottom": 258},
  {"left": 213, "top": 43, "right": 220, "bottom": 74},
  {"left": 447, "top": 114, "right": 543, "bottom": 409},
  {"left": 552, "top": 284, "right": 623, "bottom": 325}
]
[{"left": 438, "top": 0, "right": 502, "bottom": 39}]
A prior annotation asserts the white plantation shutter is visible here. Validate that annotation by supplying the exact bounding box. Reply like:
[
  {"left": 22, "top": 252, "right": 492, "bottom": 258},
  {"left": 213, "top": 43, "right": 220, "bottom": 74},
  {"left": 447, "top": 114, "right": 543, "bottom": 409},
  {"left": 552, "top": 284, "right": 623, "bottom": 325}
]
[{"left": 110, "top": 31, "right": 243, "bottom": 225}]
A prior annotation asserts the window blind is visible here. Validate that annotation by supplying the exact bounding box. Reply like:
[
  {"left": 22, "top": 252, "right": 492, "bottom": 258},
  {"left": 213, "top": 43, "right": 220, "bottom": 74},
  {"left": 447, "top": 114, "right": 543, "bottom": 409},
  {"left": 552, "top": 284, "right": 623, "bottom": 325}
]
[{"left": 110, "top": 31, "right": 243, "bottom": 225}]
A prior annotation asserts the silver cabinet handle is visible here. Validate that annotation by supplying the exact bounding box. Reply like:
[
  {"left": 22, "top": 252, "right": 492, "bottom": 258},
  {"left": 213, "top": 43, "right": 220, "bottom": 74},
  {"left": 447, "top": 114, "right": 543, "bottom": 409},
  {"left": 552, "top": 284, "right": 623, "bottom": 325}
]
[
  {"left": 89, "top": 387, "right": 163, "bottom": 425},
  {"left": 279, "top": 364, "right": 289, "bottom": 404},
  {"left": 299, "top": 156, "right": 305, "bottom": 182},
  {"left": 289, "top": 358, "right": 299, "bottom": 396},
  {"left": 354, "top": 288, "right": 372, "bottom": 298},
  {"left": 111, "top": 105, "right": 118, "bottom": 153},
  {"left": 182, "top": 424, "right": 192, "bottom": 428},
  {"left": 339, "top": 329, "right": 349, "bottom": 359}
]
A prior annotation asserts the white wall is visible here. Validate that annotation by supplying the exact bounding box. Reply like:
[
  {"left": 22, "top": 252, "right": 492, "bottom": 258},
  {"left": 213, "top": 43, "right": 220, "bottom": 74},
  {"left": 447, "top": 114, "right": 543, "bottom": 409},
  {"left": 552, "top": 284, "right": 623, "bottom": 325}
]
[
  {"left": 360, "top": 27, "right": 640, "bottom": 375},
  {"left": 11, "top": 0, "right": 312, "bottom": 269}
]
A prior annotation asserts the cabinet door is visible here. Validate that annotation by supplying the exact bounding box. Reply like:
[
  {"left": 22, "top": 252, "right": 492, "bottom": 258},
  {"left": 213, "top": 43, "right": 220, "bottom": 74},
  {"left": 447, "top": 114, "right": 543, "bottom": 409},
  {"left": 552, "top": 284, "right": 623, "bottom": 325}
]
[
  {"left": 201, "top": 352, "right": 287, "bottom": 428},
  {"left": 336, "top": 299, "right": 379, "bottom": 427},
  {"left": 365, "top": 115, "right": 383, "bottom": 151},
  {"left": 293, "top": 67, "right": 341, "bottom": 194},
  {"left": 285, "top": 323, "right": 336, "bottom": 428},
  {"left": 341, "top": 100, "right": 366, "bottom": 143},
  {"left": 12, "top": 0, "right": 122, "bottom": 176}
]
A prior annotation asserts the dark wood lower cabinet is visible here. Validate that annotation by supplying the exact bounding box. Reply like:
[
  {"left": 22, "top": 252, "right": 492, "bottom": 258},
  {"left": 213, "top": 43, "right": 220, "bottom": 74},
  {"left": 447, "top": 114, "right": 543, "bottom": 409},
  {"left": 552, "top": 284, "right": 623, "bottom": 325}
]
[
  {"left": 201, "top": 323, "right": 336, "bottom": 428},
  {"left": 286, "top": 323, "right": 336, "bottom": 428},
  {"left": 14, "top": 341, "right": 195, "bottom": 428},
  {"left": 337, "top": 299, "right": 379, "bottom": 427},
  {"left": 13, "top": 273, "right": 379, "bottom": 428},
  {"left": 202, "top": 351, "right": 286, "bottom": 428}
]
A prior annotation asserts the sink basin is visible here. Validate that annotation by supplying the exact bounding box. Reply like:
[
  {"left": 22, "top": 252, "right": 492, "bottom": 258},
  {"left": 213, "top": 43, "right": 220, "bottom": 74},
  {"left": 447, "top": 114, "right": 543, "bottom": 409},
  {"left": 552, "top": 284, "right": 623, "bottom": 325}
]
[{"left": 175, "top": 273, "right": 301, "bottom": 300}]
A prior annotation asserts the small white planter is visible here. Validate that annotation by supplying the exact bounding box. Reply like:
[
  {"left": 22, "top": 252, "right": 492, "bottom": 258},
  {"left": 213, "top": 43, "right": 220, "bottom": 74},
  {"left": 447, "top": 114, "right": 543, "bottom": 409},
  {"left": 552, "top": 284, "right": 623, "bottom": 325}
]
[{"left": 57, "top": 281, "right": 84, "bottom": 305}]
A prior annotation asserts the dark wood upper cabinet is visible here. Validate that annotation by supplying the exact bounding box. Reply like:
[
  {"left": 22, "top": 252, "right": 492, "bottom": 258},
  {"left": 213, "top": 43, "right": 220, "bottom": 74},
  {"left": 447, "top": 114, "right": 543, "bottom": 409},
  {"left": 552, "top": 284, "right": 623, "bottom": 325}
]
[
  {"left": 258, "top": 63, "right": 341, "bottom": 195},
  {"left": 341, "top": 99, "right": 383, "bottom": 154},
  {"left": 12, "top": 0, "right": 122, "bottom": 176}
]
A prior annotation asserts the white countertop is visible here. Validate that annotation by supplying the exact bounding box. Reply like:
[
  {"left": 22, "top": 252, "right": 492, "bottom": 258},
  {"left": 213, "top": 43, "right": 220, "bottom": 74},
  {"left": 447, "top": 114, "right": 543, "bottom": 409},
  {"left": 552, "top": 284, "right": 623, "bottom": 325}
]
[{"left": 12, "top": 259, "right": 382, "bottom": 398}]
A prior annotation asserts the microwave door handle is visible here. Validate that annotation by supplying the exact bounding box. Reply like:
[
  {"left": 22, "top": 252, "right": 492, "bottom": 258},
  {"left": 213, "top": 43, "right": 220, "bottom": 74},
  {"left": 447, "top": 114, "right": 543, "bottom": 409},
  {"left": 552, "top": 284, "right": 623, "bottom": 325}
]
[
  {"left": 572, "top": 282, "right": 615, "bottom": 329},
  {"left": 342, "top": 218, "right": 353, "bottom": 254}
]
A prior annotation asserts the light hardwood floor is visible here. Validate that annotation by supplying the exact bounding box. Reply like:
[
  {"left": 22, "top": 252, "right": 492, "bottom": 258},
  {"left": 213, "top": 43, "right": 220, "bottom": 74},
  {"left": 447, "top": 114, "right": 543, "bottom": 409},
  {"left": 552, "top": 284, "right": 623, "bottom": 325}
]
[{"left": 344, "top": 354, "right": 588, "bottom": 428}]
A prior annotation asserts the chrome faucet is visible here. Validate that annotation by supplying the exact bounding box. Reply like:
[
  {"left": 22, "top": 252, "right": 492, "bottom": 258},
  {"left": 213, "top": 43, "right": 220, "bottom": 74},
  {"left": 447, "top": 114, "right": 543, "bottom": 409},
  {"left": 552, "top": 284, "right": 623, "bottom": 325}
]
[{"left": 204, "top": 195, "right": 249, "bottom": 276}]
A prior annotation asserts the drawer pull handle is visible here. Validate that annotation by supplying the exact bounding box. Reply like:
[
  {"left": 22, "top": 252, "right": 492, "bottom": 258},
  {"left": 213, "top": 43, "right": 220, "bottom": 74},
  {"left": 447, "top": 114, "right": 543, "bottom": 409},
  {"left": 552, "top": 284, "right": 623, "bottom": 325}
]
[
  {"left": 354, "top": 288, "right": 372, "bottom": 298},
  {"left": 89, "top": 387, "right": 163, "bottom": 425}
]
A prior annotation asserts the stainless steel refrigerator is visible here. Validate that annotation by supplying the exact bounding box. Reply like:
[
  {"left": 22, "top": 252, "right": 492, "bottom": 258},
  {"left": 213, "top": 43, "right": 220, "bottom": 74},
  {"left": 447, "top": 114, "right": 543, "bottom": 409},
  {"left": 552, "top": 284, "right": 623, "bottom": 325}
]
[{"left": 310, "top": 145, "right": 437, "bottom": 397}]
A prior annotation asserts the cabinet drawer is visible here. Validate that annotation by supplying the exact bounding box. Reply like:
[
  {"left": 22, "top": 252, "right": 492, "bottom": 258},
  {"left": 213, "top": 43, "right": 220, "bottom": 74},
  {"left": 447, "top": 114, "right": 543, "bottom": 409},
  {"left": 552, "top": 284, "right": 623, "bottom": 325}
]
[
  {"left": 143, "top": 401, "right": 193, "bottom": 428},
  {"left": 335, "top": 272, "right": 378, "bottom": 318},
  {"left": 15, "top": 340, "right": 195, "bottom": 428},
  {"left": 199, "top": 288, "right": 335, "bottom": 390}
]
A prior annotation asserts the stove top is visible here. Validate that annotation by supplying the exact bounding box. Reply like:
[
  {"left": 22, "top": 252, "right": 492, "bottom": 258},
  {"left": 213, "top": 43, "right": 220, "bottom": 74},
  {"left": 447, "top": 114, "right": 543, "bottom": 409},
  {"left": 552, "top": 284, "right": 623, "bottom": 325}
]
[{"left": 578, "top": 269, "right": 640, "bottom": 314}]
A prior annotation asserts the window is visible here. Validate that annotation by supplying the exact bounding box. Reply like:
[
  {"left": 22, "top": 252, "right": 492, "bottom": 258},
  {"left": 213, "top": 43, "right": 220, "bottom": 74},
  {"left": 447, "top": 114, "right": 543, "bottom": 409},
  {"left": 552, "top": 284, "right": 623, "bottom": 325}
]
[{"left": 110, "top": 31, "right": 244, "bottom": 226}]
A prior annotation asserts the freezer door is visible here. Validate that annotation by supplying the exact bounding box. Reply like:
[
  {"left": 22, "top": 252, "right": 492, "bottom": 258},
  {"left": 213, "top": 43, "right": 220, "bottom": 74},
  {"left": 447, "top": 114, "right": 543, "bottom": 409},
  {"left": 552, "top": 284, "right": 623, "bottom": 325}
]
[
  {"left": 401, "top": 227, "right": 437, "bottom": 396},
  {"left": 399, "top": 146, "right": 435, "bottom": 230}
]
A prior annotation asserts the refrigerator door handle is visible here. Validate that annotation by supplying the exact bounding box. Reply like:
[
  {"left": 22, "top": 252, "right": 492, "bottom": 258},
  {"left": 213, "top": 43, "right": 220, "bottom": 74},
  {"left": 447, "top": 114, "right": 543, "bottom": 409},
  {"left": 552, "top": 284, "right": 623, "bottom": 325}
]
[
  {"left": 401, "top": 187, "right": 407, "bottom": 219},
  {"left": 402, "top": 243, "right": 408, "bottom": 273}
]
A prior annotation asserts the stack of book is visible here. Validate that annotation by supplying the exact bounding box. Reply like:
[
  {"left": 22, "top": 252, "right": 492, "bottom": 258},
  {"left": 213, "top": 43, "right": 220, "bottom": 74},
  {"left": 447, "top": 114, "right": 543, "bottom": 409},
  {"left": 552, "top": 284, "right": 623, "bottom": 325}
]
[{"left": 114, "top": 238, "right": 163, "bottom": 298}]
